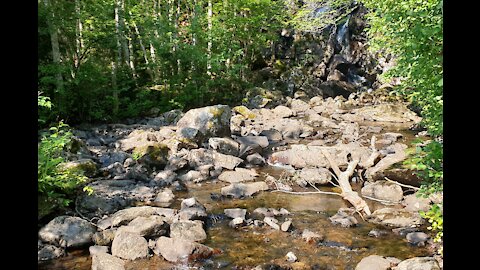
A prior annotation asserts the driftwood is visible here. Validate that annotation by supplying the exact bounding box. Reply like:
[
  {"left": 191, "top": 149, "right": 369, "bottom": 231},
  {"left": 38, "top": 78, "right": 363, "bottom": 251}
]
[{"left": 321, "top": 149, "right": 371, "bottom": 216}]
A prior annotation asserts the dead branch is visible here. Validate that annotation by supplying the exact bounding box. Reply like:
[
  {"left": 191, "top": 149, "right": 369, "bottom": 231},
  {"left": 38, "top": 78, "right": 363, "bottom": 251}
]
[{"left": 384, "top": 177, "right": 420, "bottom": 191}]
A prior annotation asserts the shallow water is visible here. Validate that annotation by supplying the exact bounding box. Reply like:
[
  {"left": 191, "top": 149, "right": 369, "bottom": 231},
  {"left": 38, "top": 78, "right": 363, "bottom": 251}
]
[{"left": 38, "top": 120, "right": 431, "bottom": 269}]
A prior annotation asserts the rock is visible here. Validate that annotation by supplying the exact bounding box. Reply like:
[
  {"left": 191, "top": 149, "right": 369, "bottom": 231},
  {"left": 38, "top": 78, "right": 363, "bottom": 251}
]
[
  {"left": 392, "top": 227, "right": 420, "bottom": 237},
  {"left": 297, "top": 167, "right": 332, "bottom": 185},
  {"left": 383, "top": 132, "right": 403, "bottom": 142},
  {"left": 352, "top": 104, "right": 422, "bottom": 123},
  {"left": 123, "top": 157, "right": 135, "bottom": 167},
  {"left": 285, "top": 251, "right": 297, "bottom": 262},
  {"left": 361, "top": 180, "right": 404, "bottom": 203},
  {"left": 368, "top": 229, "right": 388, "bottom": 238},
  {"left": 152, "top": 170, "right": 177, "bottom": 186},
  {"left": 253, "top": 207, "right": 274, "bottom": 218},
  {"left": 273, "top": 105, "right": 294, "bottom": 118},
  {"left": 100, "top": 152, "right": 129, "bottom": 168},
  {"left": 365, "top": 143, "right": 408, "bottom": 179},
  {"left": 111, "top": 231, "right": 149, "bottom": 260},
  {"left": 208, "top": 137, "right": 239, "bottom": 156},
  {"left": 176, "top": 105, "right": 232, "bottom": 140},
  {"left": 260, "top": 129, "right": 283, "bottom": 142},
  {"left": 117, "top": 215, "right": 169, "bottom": 238},
  {"left": 170, "top": 220, "right": 207, "bottom": 242},
  {"left": 233, "top": 105, "right": 257, "bottom": 119},
  {"left": 218, "top": 170, "right": 255, "bottom": 183},
  {"left": 355, "top": 255, "right": 396, "bottom": 270},
  {"left": 224, "top": 208, "right": 247, "bottom": 219},
  {"left": 406, "top": 232, "right": 429, "bottom": 246},
  {"left": 38, "top": 245, "right": 65, "bottom": 261},
  {"left": 212, "top": 151, "right": 244, "bottom": 170},
  {"left": 58, "top": 159, "right": 98, "bottom": 177},
  {"left": 165, "top": 154, "right": 189, "bottom": 171},
  {"left": 229, "top": 217, "right": 246, "bottom": 228},
  {"left": 221, "top": 181, "right": 269, "bottom": 198},
  {"left": 264, "top": 217, "right": 280, "bottom": 230},
  {"left": 91, "top": 252, "right": 125, "bottom": 270},
  {"left": 368, "top": 208, "right": 423, "bottom": 227},
  {"left": 281, "top": 220, "right": 292, "bottom": 232},
  {"left": 393, "top": 257, "right": 440, "bottom": 270},
  {"left": 290, "top": 99, "right": 310, "bottom": 113},
  {"left": 92, "top": 229, "right": 116, "bottom": 246},
  {"left": 236, "top": 135, "right": 269, "bottom": 157},
  {"left": 135, "top": 144, "right": 170, "bottom": 169},
  {"left": 99, "top": 206, "right": 177, "bottom": 229},
  {"left": 329, "top": 208, "right": 358, "bottom": 228},
  {"left": 246, "top": 153, "right": 266, "bottom": 166},
  {"left": 178, "top": 170, "right": 206, "bottom": 182},
  {"left": 153, "top": 188, "right": 175, "bottom": 207},
  {"left": 301, "top": 229, "right": 323, "bottom": 243},
  {"left": 178, "top": 197, "right": 208, "bottom": 220},
  {"left": 38, "top": 216, "right": 96, "bottom": 248},
  {"left": 89, "top": 245, "right": 109, "bottom": 256},
  {"left": 402, "top": 193, "right": 432, "bottom": 212},
  {"left": 153, "top": 236, "right": 214, "bottom": 262}
]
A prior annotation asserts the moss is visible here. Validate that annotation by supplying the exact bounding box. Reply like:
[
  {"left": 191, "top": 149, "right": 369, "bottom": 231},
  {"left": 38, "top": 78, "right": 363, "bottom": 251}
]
[
  {"left": 58, "top": 159, "right": 98, "bottom": 177},
  {"left": 233, "top": 106, "right": 256, "bottom": 119},
  {"left": 134, "top": 143, "right": 170, "bottom": 166},
  {"left": 209, "top": 106, "right": 226, "bottom": 118}
]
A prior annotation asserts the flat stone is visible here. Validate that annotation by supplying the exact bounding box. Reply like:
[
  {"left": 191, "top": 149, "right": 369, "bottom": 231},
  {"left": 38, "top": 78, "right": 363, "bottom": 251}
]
[
  {"left": 208, "top": 137, "right": 239, "bottom": 156},
  {"left": 246, "top": 153, "right": 266, "bottom": 165},
  {"left": 111, "top": 231, "right": 148, "bottom": 260},
  {"left": 104, "top": 206, "right": 177, "bottom": 229},
  {"left": 154, "top": 188, "right": 175, "bottom": 207},
  {"left": 297, "top": 167, "right": 332, "bottom": 185},
  {"left": 402, "top": 193, "right": 432, "bottom": 212},
  {"left": 116, "top": 215, "right": 169, "bottom": 238},
  {"left": 355, "top": 255, "right": 393, "bottom": 270},
  {"left": 368, "top": 208, "right": 423, "bottom": 227},
  {"left": 224, "top": 208, "right": 247, "bottom": 219},
  {"left": 394, "top": 257, "right": 440, "bottom": 270},
  {"left": 406, "top": 232, "right": 429, "bottom": 246},
  {"left": 91, "top": 252, "right": 125, "bottom": 270},
  {"left": 218, "top": 170, "right": 255, "bottom": 183},
  {"left": 273, "top": 106, "right": 294, "bottom": 118}
]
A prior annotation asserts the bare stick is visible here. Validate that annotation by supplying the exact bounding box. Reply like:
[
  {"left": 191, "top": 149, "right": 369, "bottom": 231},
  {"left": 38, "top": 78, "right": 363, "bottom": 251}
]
[
  {"left": 272, "top": 190, "right": 342, "bottom": 196},
  {"left": 363, "top": 195, "right": 401, "bottom": 205},
  {"left": 384, "top": 177, "right": 420, "bottom": 191}
]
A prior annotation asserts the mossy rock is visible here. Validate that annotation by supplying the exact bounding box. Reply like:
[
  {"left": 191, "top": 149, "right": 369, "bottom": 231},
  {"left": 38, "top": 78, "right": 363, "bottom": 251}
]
[
  {"left": 58, "top": 159, "right": 98, "bottom": 177},
  {"left": 233, "top": 106, "right": 256, "bottom": 119},
  {"left": 134, "top": 143, "right": 170, "bottom": 168}
]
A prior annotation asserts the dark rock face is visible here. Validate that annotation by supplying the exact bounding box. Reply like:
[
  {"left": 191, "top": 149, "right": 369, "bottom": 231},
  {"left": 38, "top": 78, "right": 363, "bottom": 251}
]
[{"left": 38, "top": 216, "right": 96, "bottom": 248}]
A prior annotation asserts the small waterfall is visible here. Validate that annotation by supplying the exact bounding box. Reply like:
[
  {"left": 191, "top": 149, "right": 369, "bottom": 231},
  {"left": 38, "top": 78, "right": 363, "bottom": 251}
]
[{"left": 336, "top": 15, "right": 350, "bottom": 49}]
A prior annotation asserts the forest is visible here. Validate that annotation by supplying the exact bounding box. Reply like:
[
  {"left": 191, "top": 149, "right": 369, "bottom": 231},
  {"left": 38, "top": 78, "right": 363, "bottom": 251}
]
[{"left": 38, "top": 0, "right": 443, "bottom": 269}]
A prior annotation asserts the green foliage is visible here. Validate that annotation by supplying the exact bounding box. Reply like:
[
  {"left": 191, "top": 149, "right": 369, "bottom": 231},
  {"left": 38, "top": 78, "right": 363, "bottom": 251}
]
[
  {"left": 361, "top": 0, "right": 443, "bottom": 254},
  {"left": 38, "top": 122, "right": 90, "bottom": 208}
]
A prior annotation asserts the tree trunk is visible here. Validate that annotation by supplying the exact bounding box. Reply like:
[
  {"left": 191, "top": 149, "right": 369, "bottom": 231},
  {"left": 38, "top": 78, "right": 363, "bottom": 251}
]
[
  {"left": 114, "top": 0, "right": 123, "bottom": 117},
  {"left": 42, "top": 0, "right": 65, "bottom": 112},
  {"left": 131, "top": 17, "right": 154, "bottom": 81},
  {"left": 111, "top": 61, "right": 119, "bottom": 117},
  {"left": 74, "top": 0, "right": 84, "bottom": 71},
  {"left": 207, "top": 0, "right": 212, "bottom": 76}
]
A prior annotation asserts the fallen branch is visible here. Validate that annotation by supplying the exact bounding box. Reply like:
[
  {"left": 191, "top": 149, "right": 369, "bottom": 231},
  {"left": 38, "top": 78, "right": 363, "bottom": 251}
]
[
  {"left": 384, "top": 177, "right": 420, "bottom": 191},
  {"left": 271, "top": 190, "right": 342, "bottom": 196},
  {"left": 363, "top": 195, "right": 401, "bottom": 205},
  {"left": 322, "top": 148, "right": 372, "bottom": 216}
]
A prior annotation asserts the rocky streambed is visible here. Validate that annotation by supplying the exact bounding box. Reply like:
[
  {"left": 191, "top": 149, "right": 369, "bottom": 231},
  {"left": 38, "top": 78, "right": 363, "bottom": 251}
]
[{"left": 38, "top": 92, "right": 442, "bottom": 270}]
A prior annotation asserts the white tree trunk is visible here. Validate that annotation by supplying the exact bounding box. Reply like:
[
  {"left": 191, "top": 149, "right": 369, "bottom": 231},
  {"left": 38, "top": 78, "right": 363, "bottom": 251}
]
[
  {"left": 207, "top": 0, "right": 212, "bottom": 75},
  {"left": 43, "top": 0, "right": 64, "bottom": 93},
  {"left": 74, "top": 0, "right": 84, "bottom": 70}
]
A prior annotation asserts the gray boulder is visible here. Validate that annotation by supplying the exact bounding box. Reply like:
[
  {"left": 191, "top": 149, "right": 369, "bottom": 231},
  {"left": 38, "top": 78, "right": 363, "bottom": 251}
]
[
  {"left": 153, "top": 236, "right": 214, "bottom": 263},
  {"left": 246, "top": 153, "right": 266, "bottom": 165},
  {"left": 153, "top": 188, "right": 175, "bottom": 207},
  {"left": 393, "top": 257, "right": 440, "bottom": 270},
  {"left": 170, "top": 220, "right": 207, "bottom": 242},
  {"left": 116, "top": 215, "right": 169, "bottom": 238},
  {"left": 402, "top": 193, "right": 432, "bottom": 212},
  {"left": 301, "top": 229, "right": 324, "bottom": 243},
  {"left": 152, "top": 170, "right": 177, "bottom": 186},
  {"left": 38, "top": 216, "right": 96, "bottom": 248},
  {"left": 111, "top": 231, "right": 149, "bottom": 260},
  {"left": 361, "top": 180, "right": 404, "bottom": 203},
  {"left": 406, "top": 232, "right": 430, "bottom": 246},
  {"left": 356, "top": 255, "right": 399, "bottom": 270},
  {"left": 221, "top": 181, "right": 269, "bottom": 198},
  {"left": 273, "top": 105, "right": 294, "bottom": 118},
  {"left": 92, "top": 229, "right": 116, "bottom": 246},
  {"left": 208, "top": 137, "right": 239, "bottom": 156},
  {"left": 89, "top": 245, "right": 109, "bottom": 256},
  {"left": 176, "top": 105, "right": 232, "bottom": 140},
  {"left": 91, "top": 252, "right": 125, "bottom": 270},
  {"left": 329, "top": 208, "right": 358, "bottom": 228},
  {"left": 218, "top": 170, "right": 255, "bottom": 183},
  {"left": 297, "top": 167, "right": 332, "bottom": 186},
  {"left": 178, "top": 197, "right": 208, "bottom": 220},
  {"left": 97, "top": 206, "right": 177, "bottom": 230}
]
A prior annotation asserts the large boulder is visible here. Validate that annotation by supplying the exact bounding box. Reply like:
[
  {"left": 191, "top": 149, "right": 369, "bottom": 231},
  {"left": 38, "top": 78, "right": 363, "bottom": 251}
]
[
  {"left": 187, "top": 148, "right": 243, "bottom": 170},
  {"left": 221, "top": 181, "right": 269, "bottom": 198},
  {"left": 402, "top": 193, "right": 432, "bottom": 212},
  {"left": 178, "top": 197, "right": 208, "bottom": 221},
  {"left": 57, "top": 159, "right": 98, "bottom": 177},
  {"left": 208, "top": 137, "right": 239, "bottom": 156},
  {"left": 116, "top": 215, "right": 169, "bottom": 238},
  {"left": 393, "top": 257, "right": 440, "bottom": 270},
  {"left": 170, "top": 220, "right": 207, "bottom": 242},
  {"left": 111, "top": 231, "right": 149, "bottom": 260},
  {"left": 361, "top": 180, "right": 404, "bottom": 203},
  {"left": 91, "top": 252, "right": 125, "bottom": 270},
  {"left": 153, "top": 236, "right": 214, "bottom": 263},
  {"left": 97, "top": 206, "right": 177, "bottom": 230},
  {"left": 176, "top": 105, "right": 232, "bottom": 141},
  {"left": 38, "top": 216, "right": 96, "bottom": 248},
  {"left": 352, "top": 104, "right": 422, "bottom": 123},
  {"left": 218, "top": 169, "right": 256, "bottom": 183},
  {"left": 296, "top": 167, "right": 332, "bottom": 186}
]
